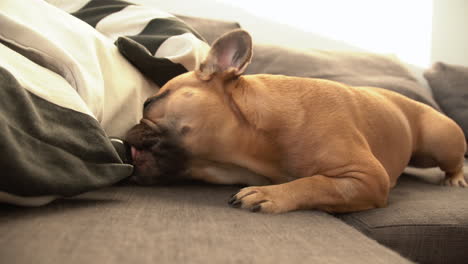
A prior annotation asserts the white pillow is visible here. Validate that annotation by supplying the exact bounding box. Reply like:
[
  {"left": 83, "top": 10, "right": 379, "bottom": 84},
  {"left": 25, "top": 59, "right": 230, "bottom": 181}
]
[{"left": 0, "top": 0, "right": 208, "bottom": 138}]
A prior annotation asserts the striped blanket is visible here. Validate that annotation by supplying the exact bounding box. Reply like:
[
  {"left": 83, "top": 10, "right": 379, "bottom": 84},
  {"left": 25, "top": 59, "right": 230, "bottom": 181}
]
[{"left": 0, "top": 0, "right": 208, "bottom": 205}]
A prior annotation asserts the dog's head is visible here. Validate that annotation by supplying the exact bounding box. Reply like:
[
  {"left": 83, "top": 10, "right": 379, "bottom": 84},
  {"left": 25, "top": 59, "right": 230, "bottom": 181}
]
[{"left": 125, "top": 29, "right": 254, "bottom": 185}]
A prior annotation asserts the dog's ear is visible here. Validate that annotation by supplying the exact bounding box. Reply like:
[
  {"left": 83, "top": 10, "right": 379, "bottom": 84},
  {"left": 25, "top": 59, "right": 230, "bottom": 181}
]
[{"left": 196, "top": 29, "right": 252, "bottom": 81}]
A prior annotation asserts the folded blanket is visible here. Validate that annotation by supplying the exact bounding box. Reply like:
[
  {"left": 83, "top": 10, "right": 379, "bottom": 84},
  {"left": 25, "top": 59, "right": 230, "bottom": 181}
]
[
  {"left": 66, "top": 0, "right": 208, "bottom": 87},
  {"left": 0, "top": 0, "right": 209, "bottom": 205},
  {"left": 0, "top": 45, "right": 132, "bottom": 205}
]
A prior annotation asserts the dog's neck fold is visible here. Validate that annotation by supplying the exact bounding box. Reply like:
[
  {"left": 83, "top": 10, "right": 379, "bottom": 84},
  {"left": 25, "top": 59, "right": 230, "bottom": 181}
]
[{"left": 227, "top": 76, "right": 272, "bottom": 132}]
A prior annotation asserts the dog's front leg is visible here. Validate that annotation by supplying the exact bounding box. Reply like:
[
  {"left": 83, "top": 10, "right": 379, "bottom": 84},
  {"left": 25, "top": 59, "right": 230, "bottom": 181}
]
[{"left": 229, "top": 170, "right": 390, "bottom": 213}]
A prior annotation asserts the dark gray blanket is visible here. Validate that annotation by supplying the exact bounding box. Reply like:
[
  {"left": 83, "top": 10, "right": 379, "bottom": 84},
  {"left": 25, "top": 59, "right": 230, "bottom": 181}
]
[{"left": 0, "top": 68, "right": 132, "bottom": 197}]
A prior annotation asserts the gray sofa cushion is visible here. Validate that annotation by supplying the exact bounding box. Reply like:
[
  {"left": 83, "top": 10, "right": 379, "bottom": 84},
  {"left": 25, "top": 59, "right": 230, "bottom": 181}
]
[
  {"left": 0, "top": 184, "right": 412, "bottom": 264},
  {"left": 339, "top": 163, "right": 468, "bottom": 264},
  {"left": 424, "top": 62, "right": 468, "bottom": 145},
  {"left": 245, "top": 45, "right": 440, "bottom": 110}
]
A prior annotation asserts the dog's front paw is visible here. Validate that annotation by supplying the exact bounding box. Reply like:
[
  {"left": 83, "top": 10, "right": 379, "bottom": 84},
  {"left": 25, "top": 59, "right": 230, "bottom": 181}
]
[{"left": 228, "top": 186, "right": 292, "bottom": 214}]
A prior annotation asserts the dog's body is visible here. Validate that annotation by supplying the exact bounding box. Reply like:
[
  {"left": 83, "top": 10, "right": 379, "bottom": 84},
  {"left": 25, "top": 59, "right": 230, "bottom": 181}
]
[{"left": 126, "top": 30, "right": 467, "bottom": 213}]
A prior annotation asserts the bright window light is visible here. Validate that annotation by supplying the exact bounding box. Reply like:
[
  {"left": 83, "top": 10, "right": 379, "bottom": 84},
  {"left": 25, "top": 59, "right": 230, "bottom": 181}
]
[{"left": 220, "top": 0, "right": 433, "bottom": 67}]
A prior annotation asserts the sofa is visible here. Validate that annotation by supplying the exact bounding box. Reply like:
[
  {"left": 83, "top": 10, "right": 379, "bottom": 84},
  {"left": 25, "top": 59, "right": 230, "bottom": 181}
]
[{"left": 1, "top": 1, "right": 468, "bottom": 264}]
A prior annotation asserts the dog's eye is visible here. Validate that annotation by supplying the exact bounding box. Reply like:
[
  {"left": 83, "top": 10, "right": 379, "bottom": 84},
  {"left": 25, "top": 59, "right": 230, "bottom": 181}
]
[
  {"left": 143, "top": 90, "right": 171, "bottom": 111},
  {"left": 143, "top": 98, "right": 155, "bottom": 110}
]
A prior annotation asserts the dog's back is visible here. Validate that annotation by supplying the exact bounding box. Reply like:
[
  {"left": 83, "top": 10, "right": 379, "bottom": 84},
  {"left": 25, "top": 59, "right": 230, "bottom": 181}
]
[{"left": 235, "top": 74, "right": 464, "bottom": 186}]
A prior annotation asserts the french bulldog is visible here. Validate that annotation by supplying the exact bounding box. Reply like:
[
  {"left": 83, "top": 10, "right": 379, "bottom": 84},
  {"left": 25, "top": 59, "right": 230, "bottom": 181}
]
[{"left": 125, "top": 29, "right": 467, "bottom": 214}]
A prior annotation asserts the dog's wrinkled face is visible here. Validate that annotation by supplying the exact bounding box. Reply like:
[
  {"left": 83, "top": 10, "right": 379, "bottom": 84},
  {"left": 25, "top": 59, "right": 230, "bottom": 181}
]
[
  {"left": 125, "top": 29, "right": 253, "bottom": 185},
  {"left": 125, "top": 120, "right": 190, "bottom": 185}
]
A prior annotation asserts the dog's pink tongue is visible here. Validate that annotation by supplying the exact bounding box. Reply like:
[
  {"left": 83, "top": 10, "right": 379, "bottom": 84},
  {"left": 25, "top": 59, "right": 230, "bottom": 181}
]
[{"left": 131, "top": 146, "right": 138, "bottom": 161}]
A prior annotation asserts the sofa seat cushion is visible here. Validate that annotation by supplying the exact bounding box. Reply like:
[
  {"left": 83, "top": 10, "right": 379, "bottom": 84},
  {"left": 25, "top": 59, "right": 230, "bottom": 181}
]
[
  {"left": 0, "top": 184, "right": 411, "bottom": 264},
  {"left": 339, "top": 163, "right": 468, "bottom": 264}
]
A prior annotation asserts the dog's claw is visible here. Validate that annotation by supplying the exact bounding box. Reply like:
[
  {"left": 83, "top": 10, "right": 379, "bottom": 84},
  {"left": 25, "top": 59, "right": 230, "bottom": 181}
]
[
  {"left": 228, "top": 190, "right": 259, "bottom": 209},
  {"left": 230, "top": 200, "right": 242, "bottom": 208},
  {"left": 229, "top": 187, "right": 283, "bottom": 213},
  {"left": 228, "top": 195, "right": 237, "bottom": 205}
]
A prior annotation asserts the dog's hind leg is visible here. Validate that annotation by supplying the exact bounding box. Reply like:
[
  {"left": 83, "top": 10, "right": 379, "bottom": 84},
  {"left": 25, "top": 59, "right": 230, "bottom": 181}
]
[
  {"left": 229, "top": 159, "right": 391, "bottom": 213},
  {"left": 416, "top": 110, "right": 467, "bottom": 187}
]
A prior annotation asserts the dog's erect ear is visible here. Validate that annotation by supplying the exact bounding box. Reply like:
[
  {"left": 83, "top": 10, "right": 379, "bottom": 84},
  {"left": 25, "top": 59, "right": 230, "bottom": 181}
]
[{"left": 196, "top": 29, "right": 252, "bottom": 81}]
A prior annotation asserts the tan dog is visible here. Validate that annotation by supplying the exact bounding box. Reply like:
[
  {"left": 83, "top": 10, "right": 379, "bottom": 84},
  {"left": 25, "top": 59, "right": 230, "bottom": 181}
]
[{"left": 125, "top": 29, "right": 467, "bottom": 214}]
